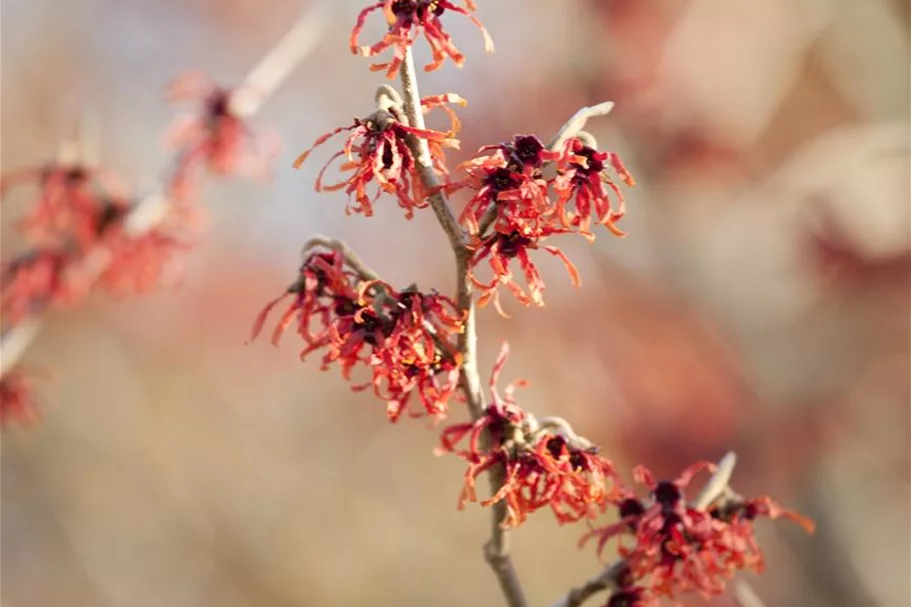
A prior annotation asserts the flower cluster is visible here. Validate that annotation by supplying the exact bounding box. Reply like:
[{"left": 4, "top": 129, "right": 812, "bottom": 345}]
[
  {"left": 450, "top": 133, "right": 634, "bottom": 311},
  {"left": 581, "top": 463, "right": 815, "bottom": 601},
  {"left": 436, "top": 343, "right": 622, "bottom": 527},
  {"left": 351, "top": 0, "right": 494, "bottom": 78},
  {"left": 0, "top": 70, "right": 277, "bottom": 427},
  {"left": 250, "top": 249, "right": 465, "bottom": 422},
  {"left": 166, "top": 71, "right": 278, "bottom": 203},
  {"left": 293, "top": 94, "right": 464, "bottom": 218},
  {"left": 0, "top": 368, "right": 46, "bottom": 427},
  {"left": 0, "top": 164, "right": 128, "bottom": 247}
]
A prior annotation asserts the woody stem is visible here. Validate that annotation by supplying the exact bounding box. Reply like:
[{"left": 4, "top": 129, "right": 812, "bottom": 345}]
[{"left": 398, "top": 47, "right": 528, "bottom": 607}]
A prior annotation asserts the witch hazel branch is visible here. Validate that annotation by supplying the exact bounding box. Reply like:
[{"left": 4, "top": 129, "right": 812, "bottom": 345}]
[
  {"left": 0, "top": 4, "right": 332, "bottom": 424},
  {"left": 247, "top": 3, "right": 814, "bottom": 607}
]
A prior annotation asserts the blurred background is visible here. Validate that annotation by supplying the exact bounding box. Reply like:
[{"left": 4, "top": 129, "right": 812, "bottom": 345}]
[{"left": 1, "top": 0, "right": 908, "bottom": 605}]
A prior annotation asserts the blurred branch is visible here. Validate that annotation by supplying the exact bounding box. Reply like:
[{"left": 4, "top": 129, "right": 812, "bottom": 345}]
[
  {"left": 0, "top": 2, "right": 330, "bottom": 379},
  {"left": 734, "top": 581, "right": 767, "bottom": 607}
]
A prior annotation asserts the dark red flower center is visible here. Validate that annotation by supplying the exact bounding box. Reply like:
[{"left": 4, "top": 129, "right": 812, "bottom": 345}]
[
  {"left": 618, "top": 498, "right": 645, "bottom": 520},
  {"left": 510, "top": 135, "right": 547, "bottom": 168},
  {"left": 545, "top": 435, "right": 567, "bottom": 459},
  {"left": 571, "top": 145, "right": 604, "bottom": 176},
  {"left": 96, "top": 201, "right": 127, "bottom": 235},
  {"left": 391, "top": 0, "right": 445, "bottom": 20},
  {"left": 569, "top": 451, "right": 588, "bottom": 471},
  {"left": 206, "top": 91, "right": 231, "bottom": 119},
  {"left": 333, "top": 296, "right": 358, "bottom": 317},
  {"left": 653, "top": 481, "right": 682, "bottom": 508},
  {"left": 497, "top": 232, "right": 533, "bottom": 258},
  {"left": 485, "top": 167, "right": 521, "bottom": 192},
  {"left": 64, "top": 166, "right": 89, "bottom": 184}
]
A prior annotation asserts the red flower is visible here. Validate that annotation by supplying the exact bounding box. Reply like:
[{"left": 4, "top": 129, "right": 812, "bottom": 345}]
[
  {"left": 361, "top": 280, "right": 464, "bottom": 421},
  {"left": 251, "top": 254, "right": 465, "bottom": 421},
  {"left": 468, "top": 221, "right": 580, "bottom": 312},
  {"left": 541, "top": 434, "right": 622, "bottom": 524},
  {"left": 581, "top": 463, "right": 814, "bottom": 599},
  {"left": 249, "top": 251, "right": 360, "bottom": 347},
  {"left": 351, "top": 1, "right": 494, "bottom": 79},
  {"left": 437, "top": 343, "right": 618, "bottom": 527},
  {"left": 1, "top": 249, "right": 80, "bottom": 323},
  {"left": 0, "top": 367, "right": 46, "bottom": 427},
  {"left": 373, "top": 346, "right": 460, "bottom": 422},
  {"left": 92, "top": 228, "right": 192, "bottom": 297},
  {"left": 707, "top": 496, "right": 816, "bottom": 573},
  {"left": 454, "top": 134, "right": 562, "bottom": 235},
  {"left": 293, "top": 108, "right": 458, "bottom": 218},
  {"left": 0, "top": 163, "right": 129, "bottom": 247},
  {"left": 166, "top": 71, "right": 277, "bottom": 200},
  {"left": 553, "top": 137, "right": 635, "bottom": 238}
]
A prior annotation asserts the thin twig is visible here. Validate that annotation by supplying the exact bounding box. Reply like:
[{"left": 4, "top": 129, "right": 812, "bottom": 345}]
[
  {"left": 398, "top": 47, "right": 528, "bottom": 607},
  {"left": 733, "top": 581, "right": 767, "bottom": 607},
  {"left": 551, "top": 451, "right": 740, "bottom": 607},
  {"left": 547, "top": 101, "right": 615, "bottom": 152},
  {"left": 0, "top": 4, "right": 328, "bottom": 378},
  {"left": 549, "top": 560, "right": 627, "bottom": 607},
  {"left": 694, "top": 451, "right": 737, "bottom": 509},
  {"left": 302, "top": 235, "right": 381, "bottom": 282},
  {"left": 229, "top": 1, "right": 333, "bottom": 117}
]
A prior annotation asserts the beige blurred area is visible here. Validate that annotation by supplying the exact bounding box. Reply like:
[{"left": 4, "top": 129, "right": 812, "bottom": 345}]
[{"left": 1, "top": 1, "right": 909, "bottom": 606}]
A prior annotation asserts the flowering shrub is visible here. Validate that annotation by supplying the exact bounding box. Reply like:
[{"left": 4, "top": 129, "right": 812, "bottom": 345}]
[{"left": 0, "top": 4, "right": 813, "bottom": 607}]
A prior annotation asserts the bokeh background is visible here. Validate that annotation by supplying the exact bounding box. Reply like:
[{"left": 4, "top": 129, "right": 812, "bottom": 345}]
[{"left": 2, "top": 1, "right": 909, "bottom": 606}]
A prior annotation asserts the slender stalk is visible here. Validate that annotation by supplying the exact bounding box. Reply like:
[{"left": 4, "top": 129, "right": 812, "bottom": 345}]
[
  {"left": 398, "top": 47, "right": 528, "bottom": 607},
  {"left": 302, "top": 235, "right": 382, "bottom": 282},
  {"left": 733, "top": 581, "right": 767, "bottom": 607}
]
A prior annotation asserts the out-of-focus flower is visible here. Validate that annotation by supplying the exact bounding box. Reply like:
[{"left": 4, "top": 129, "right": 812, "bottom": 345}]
[
  {"left": 93, "top": 228, "right": 192, "bottom": 297},
  {"left": 351, "top": 0, "right": 494, "bottom": 79},
  {"left": 1, "top": 163, "right": 129, "bottom": 247},
  {"left": 0, "top": 367, "right": 45, "bottom": 427},
  {"left": 293, "top": 107, "right": 459, "bottom": 218},
  {"left": 166, "top": 71, "right": 278, "bottom": 201},
  {"left": 708, "top": 496, "right": 816, "bottom": 573},
  {"left": 1, "top": 250, "right": 80, "bottom": 324}
]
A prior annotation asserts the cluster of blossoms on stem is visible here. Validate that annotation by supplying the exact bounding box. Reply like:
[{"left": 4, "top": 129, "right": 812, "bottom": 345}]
[
  {"left": 436, "top": 343, "right": 623, "bottom": 527},
  {"left": 0, "top": 368, "right": 46, "bottom": 427},
  {"left": 449, "top": 132, "right": 636, "bottom": 312},
  {"left": 352, "top": 0, "right": 494, "bottom": 78},
  {"left": 249, "top": 248, "right": 465, "bottom": 422},
  {"left": 579, "top": 463, "right": 815, "bottom": 604},
  {"left": 253, "top": 5, "right": 814, "bottom": 606},
  {"left": 293, "top": 92, "right": 465, "bottom": 219},
  {"left": 0, "top": 71, "right": 276, "bottom": 426}
]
